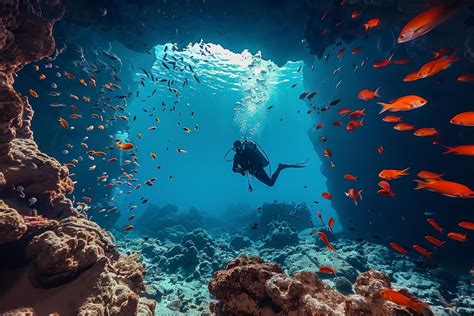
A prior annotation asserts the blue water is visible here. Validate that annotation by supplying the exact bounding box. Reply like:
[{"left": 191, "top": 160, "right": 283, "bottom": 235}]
[{"left": 113, "top": 43, "right": 337, "bottom": 229}]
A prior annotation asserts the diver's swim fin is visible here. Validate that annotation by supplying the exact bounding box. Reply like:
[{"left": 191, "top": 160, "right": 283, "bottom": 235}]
[{"left": 278, "top": 160, "right": 308, "bottom": 169}]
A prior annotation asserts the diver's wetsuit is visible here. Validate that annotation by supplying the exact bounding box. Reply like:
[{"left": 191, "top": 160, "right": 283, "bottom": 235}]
[{"left": 232, "top": 140, "right": 301, "bottom": 187}]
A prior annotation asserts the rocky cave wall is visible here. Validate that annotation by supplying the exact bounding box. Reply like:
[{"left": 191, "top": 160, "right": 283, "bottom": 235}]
[{"left": 0, "top": 1, "right": 154, "bottom": 314}]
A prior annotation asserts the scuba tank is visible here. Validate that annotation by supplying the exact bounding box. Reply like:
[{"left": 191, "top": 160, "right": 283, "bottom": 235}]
[{"left": 242, "top": 140, "right": 269, "bottom": 168}]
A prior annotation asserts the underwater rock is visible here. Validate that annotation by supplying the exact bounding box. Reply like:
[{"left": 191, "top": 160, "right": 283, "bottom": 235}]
[
  {"left": 263, "top": 223, "right": 299, "bottom": 249},
  {"left": 0, "top": 199, "right": 27, "bottom": 244},
  {"left": 255, "top": 202, "right": 313, "bottom": 236},
  {"left": 334, "top": 276, "right": 354, "bottom": 296},
  {"left": 209, "top": 255, "right": 432, "bottom": 315},
  {"left": 229, "top": 235, "right": 251, "bottom": 250}
]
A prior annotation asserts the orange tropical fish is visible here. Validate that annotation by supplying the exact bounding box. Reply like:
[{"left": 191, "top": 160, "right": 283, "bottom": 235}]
[
  {"left": 122, "top": 225, "right": 135, "bottom": 231},
  {"left": 378, "top": 95, "right": 428, "bottom": 114},
  {"left": 458, "top": 221, "right": 474, "bottom": 230},
  {"left": 28, "top": 89, "right": 39, "bottom": 98},
  {"left": 425, "top": 235, "right": 445, "bottom": 247},
  {"left": 64, "top": 71, "right": 75, "bottom": 79},
  {"left": 414, "top": 128, "right": 438, "bottom": 137},
  {"left": 413, "top": 245, "right": 432, "bottom": 258},
  {"left": 328, "top": 217, "right": 335, "bottom": 232},
  {"left": 346, "top": 119, "right": 364, "bottom": 131},
  {"left": 351, "top": 46, "right": 361, "bottom": 54},
  {"left": 337, "top": 48, "right": 345, "bottom": 58},
  {"left": 443, "top": 145, "right": 474, "bottom": 156},
  {"left": 416, "top": 54, "right": 458, "bottom": 79},
  {"left": 415, "top": 179, "right": 474, "bottom": 198},
  {"left": 403, "top": 71, "right": 420, "bottom": 82},
  {"left": 58, "top": 117, "right": 69, "bottom": 129},
  {"left": 377, "top": 181, "right": 395, "bottom": 198},
  {"left": 344, "top": 174, "right": 357, "bottom": 181},
  {"left": 323, "top": 148, "right": 332, "bottom": 158},
  {"left": 322, "top": 192, "right": 332, "bottom": 200},
  {"left": 69, "top": 114, "right": 82, "bottom": 119},
  {"left": 318, "top": 231, "right": 336, "bottom": 252},
  {"left": 358, "top": 87, "right": 380, "bottom": 100},
  {"left": 379, "top": 168, "right": 410, "bottom": 180},
  {"left": 427, "top": 218, "right": 443, "bottom": 234},
  {"left": 450, "top": 111, "right": 474, "bottom": 126},
  {"left": 364, "top": 18, "right": 380, "bottom": 30},
  {"left": 319, "top": 266, "right": 336, "bottom": 274},
  {"left": 373, "top": 55, "right": 393, "bottom": 68},
  {"left": 348, "top": 109, "right": 366, "bottom": 119},
  {"left": 379, "top": 289, "right": 429, "bottom": 314},
  {"left": 316, "top": 123, "right": 324, "bottom": 130},
  {"left": 338, "top": 108, "right": 352, "bottom": 115},
  {"left": 397, "top": 2, "right": 464, "bottom": 43},
  {"left": 351, "top": 10, "right": 361, "bottom": 19},
  {"left": 394, "top": 123, "right": 415, "bottom": 131},
  {"left": 345, "top": 188, "right": 363, "bottom": 206},
  {"left": 457, "top": 73, "right": 474, "bottom": 82},
  {"left": 389, "top": 242, "right": 407, "bottom": 254},
  {"left": 382, "top": 115, "right": 403, "bottom": 123},
  {"left": 115, "top": 140, "right": 134, "bottom": 151},
  {"left": 447, "top": 232, "right": 467, "bottom": 242},
  {"left": 39, "top": 74, "right": 46, "bottom": 80},
  {"left": 393, "top": 57, "right": 410, "bottom": 65},
  {"left": 417, "top": 171, "right": 444, "bottom": 180}
]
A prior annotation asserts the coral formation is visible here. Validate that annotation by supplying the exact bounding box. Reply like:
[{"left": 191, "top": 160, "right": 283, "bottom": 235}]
[{"left": 0, "top": 1, "right": 154, "bottom": 315}]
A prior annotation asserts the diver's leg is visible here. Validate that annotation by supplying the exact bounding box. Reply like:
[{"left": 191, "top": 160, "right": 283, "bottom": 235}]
[{"left": 252, "top": 168, "right": 273, "bottom": 186}]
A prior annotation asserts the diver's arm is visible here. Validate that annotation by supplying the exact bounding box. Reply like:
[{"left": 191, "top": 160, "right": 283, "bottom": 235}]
[{"left": 232, "top": 156, "right": 245, "bottom": 175}]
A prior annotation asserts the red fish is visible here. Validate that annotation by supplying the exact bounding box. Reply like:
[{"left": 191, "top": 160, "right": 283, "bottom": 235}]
[
  {"left": 346, "top": 119, "right": 364, "bottom": 131},
  {"left": 345, "top": 188, "right": 363, "bottom": 206},
  {"left": 337, "top": 48, "right": 346, "bottom": 58},
  {"left": 318, "top": 231, "right": 336, "bottom": 252},
  {"left": 425, "top": 235, "right": 445, "bottom": 247},
  {"left": 352, "top": 46, "right": 361, "bottom": 54},
  {"left": 316, "top": 211, "right": 325, "bottom": 226},
  {"left": 447, "top": 232, "right": 467, "bottom": 242},
  {"left": 358, "top": 87, "right": 380, "bottom": 101},
  {"left": 377, "top": 181, "right": 395, "bottom": 198},
  {"left": 338, "top": 108, "right": 352, "bottom": 115},
  {"left": 413, "top": 244, "right": 432, "bottom": 258},
  {"left": 349, "top": 109, "right": 366, "bottom": 119},
  {"left": 319, "top": 266, "right": 336, "bottom": 274},
  {"left": 378, "top": 145, "right": 384, "bottom": 155},
  {"left": 458, "top": 221, "right": 474, "bottom": 230},
  {"left": 373, "top": 54, "right": 393, "bottom": 68},
  {"left": 427, "top": 218, "right": 443, "bottom": 234},
  {"left": 364, "top": 18, "right": 380, "bottom": 31},
  {"left": 323, "top": 148, "right": 332, "bottom": 158},
  {"left": 457, "top": 73, "right": 474, "bottom": 82},
  {"left": 389, "top": 242, "right": 408, "bottom": 254},
  {"left": 344, "top": 174, "right": 357, "bottom": 181},
  {"left": 322, "top": 192, "right": 332, "bottom": 200},
  {"left": 328, "top": 217, "right": 335, "bottom": 232},
  {"left": 379, "top": 289, "right": 429, "bottom": 314}
]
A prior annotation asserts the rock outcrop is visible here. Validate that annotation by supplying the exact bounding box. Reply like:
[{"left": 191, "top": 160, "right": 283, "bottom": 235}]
[
  {"left": 209, "top": 255, "right": 433, "bottom": 316},
  {"left": 0, "top": 1, "right": 155, "bottom": 315}
]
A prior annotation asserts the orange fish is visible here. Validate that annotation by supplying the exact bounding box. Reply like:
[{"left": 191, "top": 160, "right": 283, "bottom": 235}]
[
  {"left": 316, "top": 211, "right": 325, "bottom": 226},
  {"left": 346, "top": 119, "right": 364, "bottom": 131},
  {"left": 351, "top": 10, "right": 361, "bottom": 19},
  {"left": 64, "top": 71, "right": 75, "bottom": 79},
  {"left": 323, "top": 148, "right": 332, "bottom": 158},
  {"left": 427, "top": 218, "right": 443, "bottom": 234},
  {"left": 458, "top": 221, "right": 474, "bottom": 230},
  {"left": 351, "top": 46, "right": 361, "bottom": 54},
  {"left": 358, "top": 87, "right": 380, "bottom": 101},
  {"left": 443, "top": 145, "right": 474, "bottom": 156},
  {"left": 394, "top": 123, "right": 415, "bottom": 131},
  {"left": 348, "top": 109, "right": 366, "bottom": 119},
  {"left": 377, "top": 181, "right": 395, "bottom": 198},
  {"left": 337, "top": 48, "right": 345, "bottom": 58},
  {"left": 403, "top": 71, "right": 420, "bottom": 82},
  {"left": 447, "top": 232, "right": 467, "bottom": 242},
  {"left": 393, "top": 57, "right": 410, "bottom": 65},
  {"left": 378, "top": 145, "right": 384, "bottom": 155},
  {"left": 379, "top": 289, "right": 429, "bottom": 314},
  {"left": 58, "top": 117, "right": 69, "bottom": 129},
  {"left": 364, "top": 18, "right": 380, "bottom": 31},
  {"left": 425, "top": 235, "right": 445, "bottom": 247},
  {"left": 316, "top": 123, "right": 324, "bottom": 129},
  {"left": 417, "top": 171, "right": 443, "bottom": 180},
  {"left": 39, "top": 74, "right": 46, "bottom": 80},
  {"left": 328, "top": 217, "right": 335, "bottom": 232},
  {"left": 319, "top": 266, "right": 336, "bottom": 275},
  {"left": 338, "top": 108, "right": 352, "bottom": 115},
  {"left": 413, "top": 244, "right": 432, "bottom": 258},
  {"left": 378, "top": 168, "right": 410, "bottom": 180},
  {"left": 373, "top": 55, "right": 393, "bottom": 68},
  {"left": 345, "top": 188, "right": 363, "bottom": 206},
  {"left": 414, "top": 128, "right": 438, "bottom": 137},
  {"left": 318, "top": 231, "right": 336, "bottom": 252},
  {"left": 378, "top": 95, "right": 428, "bottom": 114},
  {"left": 382, "top": 115, "right": 403, "bottom": 123},
  {"left": 69, "top": 114, "right": 82, "bottom": 119},
  {"left": 322, "top": 192, "right": 332, "bottom": 200},
  {"left": 28, "top": 89, "right": 39, "bottom": 98},
  {"left": 415, "top": 179, "right": 474, "bottom": 198},
  {"left": 397, "top": 2, "right": 464, "bottom": 43},
  {"left": 116, "top": 140, "right": 134, "bottom": 151},
  {"left": 344, "top": 174, "right": 357, "bottom": 181},
  {"left": 333, "top": 121, "right": 343, "bottom": 127},
  {"left": 389, "top": 242, "right": 407, "bottom": 254},
  {"left": 122, "top": 225, "right": 135, "bottom": 231},
  {"left": 432, "top": 47, "right": 452, "bottom": 59},
  {"left": 416, "top": 54, "right": 458, "bottom": 79},
  {"left": 457, "top": 73, "right": 474, "bottom": 82},
  {"left": 450, "top": 111, "right": 474, "bottom": 126}
]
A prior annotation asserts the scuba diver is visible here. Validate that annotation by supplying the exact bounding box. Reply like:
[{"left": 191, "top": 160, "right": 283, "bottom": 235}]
[{"left": 228, "top": 139, "right": 306, "bottom": 190}]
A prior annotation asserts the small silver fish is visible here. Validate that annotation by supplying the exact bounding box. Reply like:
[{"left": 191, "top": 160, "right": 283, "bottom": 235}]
[
  {"left": 50, "top": 83, "right": 58, "bottom": 89},
  {"left": 28, "top": 197, "right": 37, "bottom": 206},
  {"left": 49, "top": 91, "right": 61, "bottom": 97},
  {"left": 50, "top": 103, "right": 66, "bottom": 108}
]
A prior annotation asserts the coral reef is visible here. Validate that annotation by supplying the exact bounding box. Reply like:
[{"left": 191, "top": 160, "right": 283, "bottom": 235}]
[
  {"left": 0, "top": 1, "right": 154, "bottom": 315},
  {"left": 208, "top": 255, "right": 433, "bottom": 315}
]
